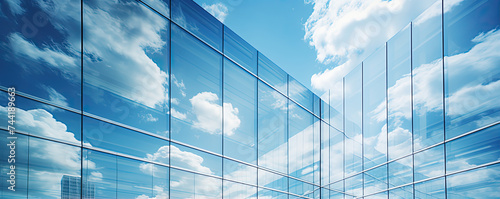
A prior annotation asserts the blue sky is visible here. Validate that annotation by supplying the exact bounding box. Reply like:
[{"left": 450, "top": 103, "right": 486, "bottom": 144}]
[{"left": 194, "top": 0, "right": 440, "bottom": 99}]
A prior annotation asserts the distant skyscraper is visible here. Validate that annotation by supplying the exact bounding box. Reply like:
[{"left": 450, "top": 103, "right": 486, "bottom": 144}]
[{"left": 61, "top": 175, "right": 95, "bottom": 199}]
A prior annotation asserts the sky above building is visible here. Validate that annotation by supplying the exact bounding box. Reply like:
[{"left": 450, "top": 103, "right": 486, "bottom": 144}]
[{"left": 194, "top": 0, "right": 439, "bottom": 100}]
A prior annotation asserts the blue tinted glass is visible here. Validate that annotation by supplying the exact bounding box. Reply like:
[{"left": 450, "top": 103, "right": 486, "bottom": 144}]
[
  {"left": 321, "top": 99, "right": 329, "bottom": 121},
  {"left": 363, "top": 46, "right": 387, "bottom": 169},
  {"left": 171, "top": 24, "right": 222, "bottom": 154},
  {"left": 365, "top": 191, "right": 388, "bottom": 199},
  {"left": 289, "top": 178, "right": 314, "bottom": 197},
  {"left": 83, "top": 116, "right": 169, "bottom": 164},
  {"left": 117, "top": 157, "right": 152, "bottom": 198},
  {"left": 330, "top": 180, "right": 344, "bottom": 196},
  {"left": 364, "top": 165, "right": 388, "bottom": 195},
  {"left": 330, "top": 127, "right": 344, "bottom": 183},
  {"left": 0, "top": 93, "right": 81, "bottom": 144},
  {"left": 389, "top": 185, "right": 413, "bottom": 199},
  {"left": 321, "top": 122, "right": 330, "bottom": 186},
  {"left": 258, "top": 81, "right": 287, "bottom": 173},
  {"left": 446, "top": 124, "right": 500, "bottom": 173},
  {"left": 345, "top": 64, "right": 363, "bottom": 174},
  {"left": 289, "top": 102, "right": 315, "bottom": 183},
  {"left": 444, "top": 0, "right": 500, "bottom": 138},
  {"left": 289, "top": 76, "right": 314, "bottom": 112},
  {"left": 171, "top": 143, "right": 222, "bottom": 177},
  {"left": 258, "top": 52, "right": 288, "bottom": 95},
  {"left": 345, "top": 174, "right": 363, "bottom": 198},
  {"left": 171, "top": 0, "right": 222, "bottom": 51},
  {"left": 141, "top": 0, "right": 170, "bottom": 18},
  {"left": 0, "top": 131, "right": 28, "bottom": 198},
  {"left": 414, "top": 177, "right": 445, "bottom": 199},
  {"left": 330, "top": 79, "right": 344, "bottom": 131},
  {"left": 28, "top": 138, "right": 81, "bottom": 198},
  {"left": 223, "top": 181, "right": 257, "bottom": 199},
  {"left": 388, "top": 155, "right": 413, "bottom": 188},
  {"left": 224, "top": 26, "right": 257, "bottom": 74},
  {"left": 258, "top": 169, "right": 288, "bottom": 192},
  {"left": 223, "top": 59, "right": 257, "bottom": 163},
  {"left": 0, "top": 0, "right": 81, "bottom": 110},
  {"left": 447, "top": 163, "right": 500, "bottom": 199},
  {"left": 223, "top": 158, "right": 257, "bottom": 185},
  {"left": 330, "top": 189, "right": 344, "bottom": 199},
  {"left": 414, "top": 145, "right": 444, "bottom": 181},
  {"left": 170, "top": 168, "right": 222, "bottom": 198},
  {"left": 83, "top": 149, "right": 116, "bottom": 199},
  {"left": 83, "top": 0, "right": 169, "bottom": 137},
  {"left": 412, "top": 1, "right": 444, "bottom": 150},
  {"left": 152, "top": 164, "right": 169, "bottom": 198},
  {"left": 387, "top": 24, "right": 413, "bottom": 160},
  {"left": 314, "top": 95, "right": 321, "bottom": 117}
]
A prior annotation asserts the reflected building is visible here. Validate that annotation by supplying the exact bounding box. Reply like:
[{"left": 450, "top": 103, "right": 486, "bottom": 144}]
[{"left": 0, "top": 0, "right": 499, "bottom": 198}]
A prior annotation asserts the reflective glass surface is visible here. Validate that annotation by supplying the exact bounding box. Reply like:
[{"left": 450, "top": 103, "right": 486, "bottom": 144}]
[
  {"left": 414, "top": 177, "right": 445, "bottom": 199},
  {"left": 344, "top": 64, "right": 363, "bottom": 175},
  {"left": 171, "top": 0, "right": 222, "bottom": 51},
  {"left": 345, "top": 174, "right": 363, "bottom": 197},
  {"left": 389, "top": 185, "right": 413, "bottom": 199},
  {"left": 363, "top": 46, "right": 387, "bottom": 169},
  {"left": 412, "top": 1, "right": 445, "bottom": 150},
  {"left": 224, "top": 26, "right": 258, "bottom": 74},
  {"left": 289, "top": 76, "right": 314, "bottom": 112},
  {"left": 170, "top": 168, "right": 222, "bottom": 198},
  {"left": 364, "top": 165, "right": 388, "bottom": 195},
  {"left": 170, "top": 143, "right": 222, "bottom": 177},
  {"left": 447, "top": 163, "right": 500, "bottom": 199},
  {"left": 223, "top": 158, "right": 257, "bottom": 185},
  {"left": 330, "top": 127, "right": 344, "bottom": 183},
  {"left": 414, "top": 145, "right": 445, "bottom": 182},
  {"left": 289, "top": 102, "right": 316, "bottom": 183},
  {"left": 388, "top": 155, "right": 413, "bottom": 188},
  {"left": 444, "top": 0, "right": 500, "bottom": 138},
  {"left": 258, "top": 52, "right": 288, "bottom": 95},
  {"left": 258, "top": 169, "right": 288, "bottom": 192},
  {"left": 0, "top": 131, "right": 28, "bottom": 198},
  {"left": 223, "top": 181, "right": 258, "bottom": 199},
  {"left": 171, "top": 23, "right": 222, "bottom": 154}
]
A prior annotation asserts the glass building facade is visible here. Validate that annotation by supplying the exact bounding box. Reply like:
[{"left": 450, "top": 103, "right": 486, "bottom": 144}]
[{"left": 0, "top": 0, "right": 498, "bottom": 198}]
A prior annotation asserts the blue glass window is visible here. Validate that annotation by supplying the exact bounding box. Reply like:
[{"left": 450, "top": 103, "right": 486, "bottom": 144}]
[
  {"left": 258, "top": 53, "right": 288, "bottom": 95},
  {"left": 258, "top": 169, "right": 288, "bottom": 192},
  {"left": 414, "top": 145, "right": 444, "bottom": 182},
  {"left": 444, "top": 0, "right": 500, "bottom": 139},
  {"left": 289, "top": 76, "right": 314, "bottom": 112},
  {"left": 171, "top": 23, "right": 223, "bottom": 154},
  {"left": 364, "top": 164, "right": 388, "bottom": 195},
  {"left": 170, "top": 143, "right": 222, "bottom": 177},
  {"left": 414, "top": 177, "right": 445, "bottom": 199},
  {"left": 447, "top": 163, "right": 500, "bottom": 199},
  {"left": 345, "top": 174, "right": 363, "bottom": 198},
  {"left": 83, "top": 149, "right": 116, "bottom": 199},
  {"left": 171, "top": 0, "right": 223, "bottom": 51},
  {"left": 388, "top": 155, "right": 413, "bottom": 188},
  {"left": 223, "top": 181, "right": 258, "bottom": 199},
  {"left": 0, "top": 131, "right": 28, "bottom": 198},
  {"left": 141, "top": 0, "right": 170, "bottom": 18},
  {"left": 0, "top": 0, "right": 81, "bottom": 110},
  {"left": 224, "top": 26, "right": 258, "bottom": 74},
  {"left": 330, "top": 79, "right": 344, "bottom": 131},
  {"left": 289, "top": 102, "right": 316, "bottom": 183},
  {"left": 344, "top": 64, "right": 363, "bottom": 174},
  {"left": 389, "top": 185, "right": 413, "bottom": 199},
  {"left": 330, "top": 127, "right": 344, "bottom": 183},
  {"left": 223, "top": 158, "right": 257, "bottom": 185},
  {"left": 117, "top": 157, "right": 152, "bottom": 198},
  {"left": 170, "top": 168, "right": 222, "bottom": 198}
]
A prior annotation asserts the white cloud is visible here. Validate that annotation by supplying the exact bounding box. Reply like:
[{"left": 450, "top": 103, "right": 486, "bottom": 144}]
[
  {"left": 5, "top": 0, "right": 24, "bottom": 15},
  {"left": 189, "top": 92, "right": 240, "bottom": 136},
  {"left": 141, "top": 113, "right": 159, "bottom": 122},
  {"left": 43, "top": 86, "right": 69, "bottom": 108},
  {"left": 171, "top": 108, "right": 187, "bottom": 120},
  {"left": 202, "top": 2, "right": 228, "bottom": 23}
]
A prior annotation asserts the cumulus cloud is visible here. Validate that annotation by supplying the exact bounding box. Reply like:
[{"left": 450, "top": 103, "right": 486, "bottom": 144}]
[
  {"left": 202, "top": 2, "right": 228, "bottom": 22},
  {"left": 141, "top": 113, "right": 159, "bottom": 122},
  {"left": 190, "top": 92, "right": 240, "bottom": 136},
  {"left": 171, "top": 108, "right": 187, "bottom": 120},
  {"left": 5, "top": 0, "right": 24, "bottom": 15}
]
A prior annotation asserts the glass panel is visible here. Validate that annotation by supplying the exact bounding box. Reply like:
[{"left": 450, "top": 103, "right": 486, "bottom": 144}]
[
  {"left": 83, "top": 149, "right": 116, "bottom": 199},
  {"left": 387, "top": 24, "right": 412, "bottom": 160},
  {"left": 314, "top": 95, "right": 321, "bottom": 117},
  {"left": 344, "top": 64, "right": 363, "bottom": 174},
  {"left": 330, "top": 127, "right": 344, "bottom": 183},
  {"left": 363, "top": 46, "right": 387, "bottom": 169},
  {"left": 83, "top": 0, "right": 169, "bottom": 137},
  {"left": 223, "top": 59, "right": 257, "bottom": 163},
  {"left": 289, "top": 76, "right": 314, "bottom": 112},
  {"left": 345, "top": 174, "right": 363, "bottom": 198},
  {"left": 289, "top": 102, "right": 315, "bottom": 183},
  {"left": 447, "top": 163, "right": 500, "bottom": 199},
  {"left": 0, "top": 131, "right": 28, "bottom": 198},
  {"left": 321, "top": 122, "right": 330, "bottom": 186},
  {"left": 0, "top": 93, "right": 81, "bottom": 144},
  {"left": 389, "top": 185, "right": 413, "bottom": 199},
  {"left": 171, "top": 24, "right": 222, "bottom": 154},
  {"left": 446, "top": 124, "right": 500, "bottom": 173},
  {"left": 223, "top": 181, "right": 258, "bottom": 199},
  {"left": 258, "top": 188, "right": 288, "bottom": 199},
  {"left": 414, "top": 177, "right": 445, "bottom": 199},
  {"left": 28, "top": 138, "right": 81, "bottom": 198},
  {"left": 223, "top": 158, "right": 257, "bottom": 185},
  {"left": 330, "top": 180, "right": 343, "bottom": 194},
  {"left": 330, "top": 79, "right": 344, "bottom": 131},
  {"left": 414, "top": 145, "right": 444, "bottom": 182},
  {"left": 388, "top": 155, "right": 413, "bottom": 188},
  {"left": 330, "top": 189, "right": 344, "bottom": 199},
  {"left": 152, "top": 164, "right": 169, "bottom": 199},
  {"left": 289, "top": 178, "right": 314, "bottom": 197},
  {"left": 170, "top": 143, "right": 222, "bottom": 177},
  {"left": 257, "top": 53, "right": 288, "bottom": 95},
  {"left": 364, "top": 165, "right": 388, "bottom": 195},
  {"left": 141, "top": 0, "right": 170, "bottom": 18},
  {"left": 0, "top": 0, "right": 81, "bottom": 110},
  {"left": 171, "top": 0, "right": 222, "bottom": 51},
  {"left": 83, "top": 116, "right": 169, "bottom": 164},
  {"left": 224, "top": 26, "right": 257, "bottom": 74},
  {"left": 117, "top": 157, "right": 152, "bottom": 198},
  {"left": 258, "top": 169, "right": 287, "bottom": 192},
  {"left": 444, "top": 0, "right": 500, "bottom": 138},
  {"left": 170, "top": 168, "right": 222, "bottom": 199},
  {"left": 412, "top": 1, "right": 444, "bottom": 150},
  {"left": 365, "top": 191, "right": 388, "bottom": 199},
  {"left": 258, "top": 81, "right": 287, "bottom": 173}
]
